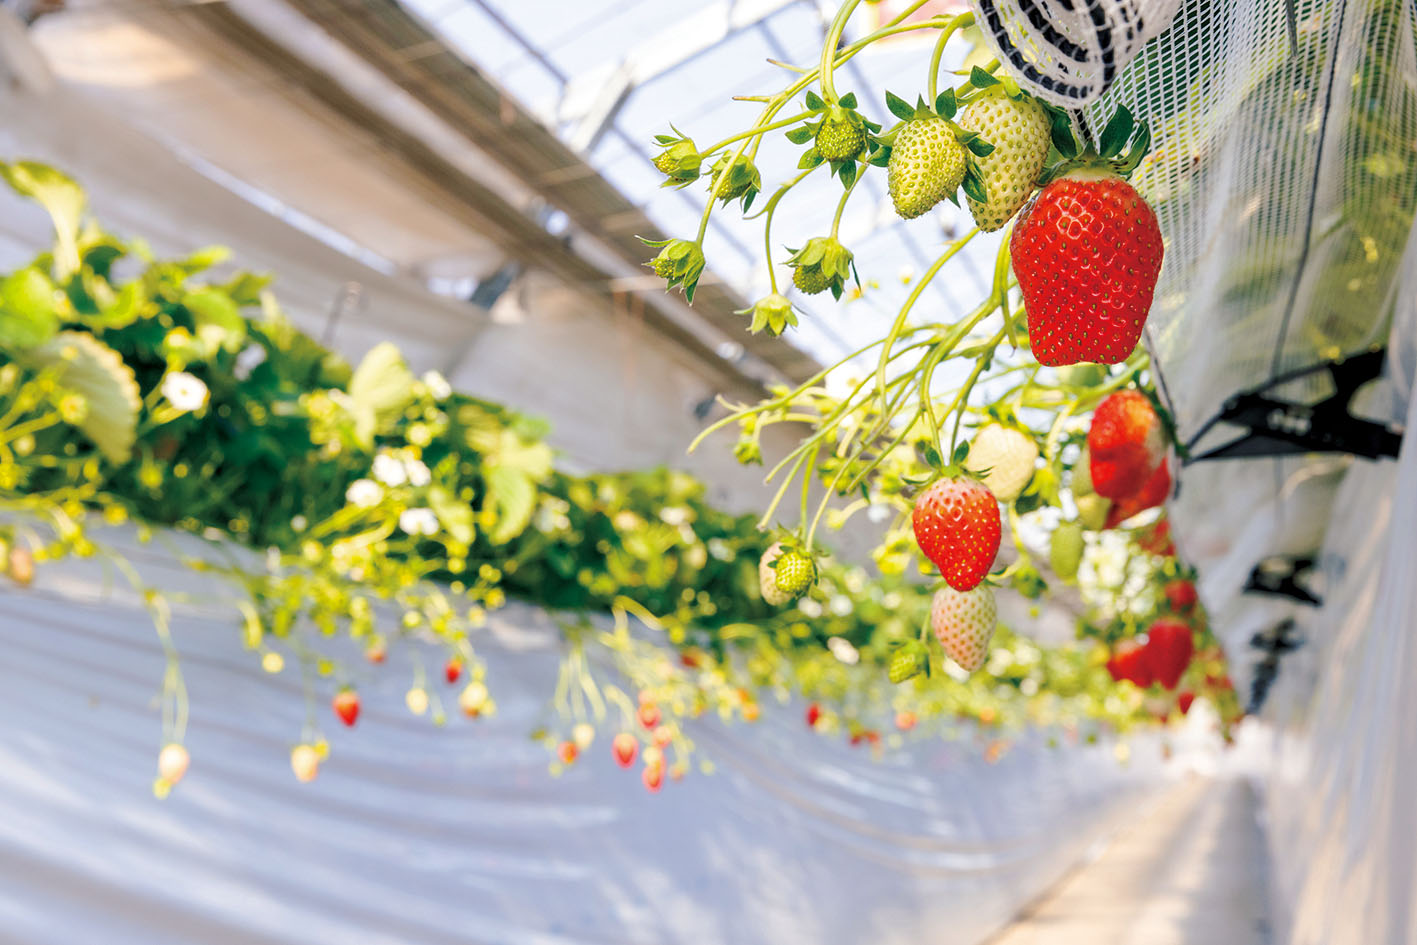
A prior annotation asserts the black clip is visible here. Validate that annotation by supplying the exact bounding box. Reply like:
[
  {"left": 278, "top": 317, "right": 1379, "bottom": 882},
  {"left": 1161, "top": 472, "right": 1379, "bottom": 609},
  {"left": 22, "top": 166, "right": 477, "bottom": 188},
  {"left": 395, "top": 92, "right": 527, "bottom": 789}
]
[
  {"left": 1249, "top": 617, "right": 1303, "bottom": 654},
  {"left": 1244, "top": 555, "right": 1321, "bottom": 607},
  {"left": 1246, "top": 619, "right": 1301, "bottom": 714},
  {"left": 1183, "top": 349, "right": 1403, "bottom": 463}
]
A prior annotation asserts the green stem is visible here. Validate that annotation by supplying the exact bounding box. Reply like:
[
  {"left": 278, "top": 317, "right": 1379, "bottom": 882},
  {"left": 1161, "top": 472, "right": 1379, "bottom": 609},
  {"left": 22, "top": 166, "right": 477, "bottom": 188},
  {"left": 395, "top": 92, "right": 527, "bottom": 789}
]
[
  {"left": 830, "top": 171, "right": 862, "bottom": 238},
  {"left": 703, "top": 111, "right": 815, "bottom": 156},
  {"left": 874, "top": 229, "right": 979, "bottom": 413},
  {"left": 819, "top": 0, "right": 866, "bottom": 105},
  {"left": 926, "top": 13, "right": 973, "bottom": 106}
]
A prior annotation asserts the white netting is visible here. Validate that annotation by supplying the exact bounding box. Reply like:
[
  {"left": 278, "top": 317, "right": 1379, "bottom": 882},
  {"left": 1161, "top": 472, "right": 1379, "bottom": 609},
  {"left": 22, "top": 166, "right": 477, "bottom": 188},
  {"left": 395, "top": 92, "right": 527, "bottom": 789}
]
[{"left": 968, "top": 0, "right": 1183, "bottom": 106}]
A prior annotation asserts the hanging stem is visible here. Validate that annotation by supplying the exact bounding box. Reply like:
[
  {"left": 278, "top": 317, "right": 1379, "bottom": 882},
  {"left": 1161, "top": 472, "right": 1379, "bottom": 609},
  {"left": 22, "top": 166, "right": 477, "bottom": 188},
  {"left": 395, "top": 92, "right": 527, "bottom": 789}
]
[
  {"left": 926, "top": 13, "right": 973, "bottom": 106},
  {"left": 819, "top": 0, "right": 866, "bottom": 105}
]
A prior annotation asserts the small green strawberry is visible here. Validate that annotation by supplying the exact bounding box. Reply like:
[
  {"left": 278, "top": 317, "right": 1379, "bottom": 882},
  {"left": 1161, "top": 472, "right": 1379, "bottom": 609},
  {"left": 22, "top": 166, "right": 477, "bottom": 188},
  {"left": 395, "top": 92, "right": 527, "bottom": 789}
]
[
  {"left": 958, "top": 90, "right": 1051, "bottom": 231},
  {"left": 707, "top": 151, "right": 761, "bottom": 208},
  {"left": 964, "top": 424, "right": 1038, "bottom": 503},
  {"left": 1076, "top": 493, "right": 1111, "bottom": 531},
  {"left": 759, "top": 540, "right": 816, "bottom": 605},
  {"left": 651, "top": 130, "right": 702, "bottom": 186},
  {"left": 888, "top": 640, "right": 930, "bottom": 684},
  {"left": 815, "top": 104, "right": 866, "bottom": 163},
  {"left": 786, "top": 236, "right": 854, "bottom": 299},
  {"left": 772, "top": 545, "right": 817, "bottom": 599},
  {"left": 641, "top": 237, "right": 706, "bottom": 301},
  {"left": 931, "top": 583, "right": 998, "bottom": 673},
  {"left": 1049, "top": 521, "right": 1084, "bottom": 581},
  {"left": 888, "top": 116, "right": 967, "bottom": 219},
  {"left": 738, "top": 293, "right": 797, "bottom": 336}
]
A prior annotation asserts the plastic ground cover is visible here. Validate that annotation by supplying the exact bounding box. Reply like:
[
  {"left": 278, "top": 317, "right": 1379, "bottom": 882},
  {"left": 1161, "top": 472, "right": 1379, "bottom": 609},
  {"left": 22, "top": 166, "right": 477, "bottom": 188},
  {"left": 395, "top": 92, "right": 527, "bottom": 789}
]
[{"left": 0, "top": 528, "right": 1169, "bottom": 945}]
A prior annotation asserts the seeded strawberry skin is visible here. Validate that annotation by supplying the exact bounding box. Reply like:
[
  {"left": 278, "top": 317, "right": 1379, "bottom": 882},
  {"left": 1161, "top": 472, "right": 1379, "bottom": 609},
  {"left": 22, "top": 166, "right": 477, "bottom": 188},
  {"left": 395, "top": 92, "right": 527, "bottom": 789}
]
[
  {"left": 930, "top": 584, "right": 998, "bottom": 673},
  {"left": 1088, "top": 390, "right": 1165, "bottom": 499},
  {"left": 911, "top": 477, "right": 1001, "bottom": 591},
  {"left": 1012, "top": 171, "right": 1164, "bottom": 367}
]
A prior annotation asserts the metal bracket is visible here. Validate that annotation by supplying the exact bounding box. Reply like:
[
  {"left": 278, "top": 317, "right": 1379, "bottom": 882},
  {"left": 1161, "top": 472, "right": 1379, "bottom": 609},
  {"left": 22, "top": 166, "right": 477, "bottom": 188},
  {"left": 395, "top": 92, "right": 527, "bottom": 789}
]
[
  {"left": 1244, "top": 555, "right": 1321, "bottom": 607},
  {"left": 1183, "top": 348, "right": 1403, "bottom": 463}
]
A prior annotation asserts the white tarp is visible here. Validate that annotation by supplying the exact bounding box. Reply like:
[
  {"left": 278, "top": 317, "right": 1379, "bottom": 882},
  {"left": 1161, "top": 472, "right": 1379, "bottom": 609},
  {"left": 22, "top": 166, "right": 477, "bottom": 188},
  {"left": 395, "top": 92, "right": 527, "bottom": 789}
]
[{"left": 0, "top": 530, "right": 1172, "bottom": 945}]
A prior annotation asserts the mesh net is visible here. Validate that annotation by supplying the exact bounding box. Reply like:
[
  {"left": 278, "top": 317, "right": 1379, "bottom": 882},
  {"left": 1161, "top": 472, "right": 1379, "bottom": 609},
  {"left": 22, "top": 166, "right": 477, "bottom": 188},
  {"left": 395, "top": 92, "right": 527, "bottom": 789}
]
[
  {"left": 970, "top": 0, "right": 1184, "bottom": 106},
  {"left": 1085, "top": 0, "right": 1417, "bottom": 437}
]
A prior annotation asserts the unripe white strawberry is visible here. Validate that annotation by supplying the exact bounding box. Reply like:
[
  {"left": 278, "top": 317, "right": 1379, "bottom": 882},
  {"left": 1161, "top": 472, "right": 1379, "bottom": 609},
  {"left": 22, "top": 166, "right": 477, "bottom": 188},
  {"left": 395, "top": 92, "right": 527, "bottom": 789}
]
[
  {"left": 964, "top": 424, "right": 1038, "bottom": 503},
  {"left": 888, "top": 116, "right": 967, "bottom": 219},
  {"left": 931, "top": 583, "right": 998, "bottom": 673},
  {"left": 958, "top": 91, "right": 1051, "bottom": 231}
]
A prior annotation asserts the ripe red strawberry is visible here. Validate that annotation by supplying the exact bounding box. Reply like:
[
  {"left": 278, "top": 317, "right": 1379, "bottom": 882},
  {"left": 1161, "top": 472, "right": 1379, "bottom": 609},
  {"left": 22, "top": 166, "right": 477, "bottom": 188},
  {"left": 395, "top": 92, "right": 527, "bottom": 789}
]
[
  {"left": 1145, "top": 619, "right": 1194, "bottom": 690},
  {"left": 1012, "top": 169, "right": 1163, "bottom": 366},
  {"left": 557, "top": 741, "right": 578, "bottom": 765},
  {"left": 612, "top": 732, "right": 638, "bottom": 768},
  {"left": 1088, "top": 391, "right": 1165, "bottom": 499},
  {"left": 912, "top": 477, "right": 1001, "bottom": 591},
  {"left": 444, "top": 658, "right": 463, "bottom": 685},
  {"left": 1165, "top": 580, "right": 1198, "bottom": 613},
  {"left": 1177, "top": 691, "right": 1196, "bottom": 715},
  {"left": 365, "top": 640, "right": 387, "bottom": 664},
  {"left": 1137, "top": 517, "right": 1175, "bottom": 557},
  {"left": 642, "top": 762, "right": 664, "bottom": 793},
  {"left": 806, "top": 703, "right": 822, "bottom": 728},
  {"left": 931, "top": 583, "right": 998, "bottom": 673},
  {"left": 1105, "top": 459, "right": 1171, "bottom": 528},
  {"left": 332, "top": 688, "right": 360, "bottom": 727},
  {"left": 638, "top": 702, "right": 661, "bottom": 729},
  {"left": 1106, "top": 639, "right": 1154, "bottom": 688}
]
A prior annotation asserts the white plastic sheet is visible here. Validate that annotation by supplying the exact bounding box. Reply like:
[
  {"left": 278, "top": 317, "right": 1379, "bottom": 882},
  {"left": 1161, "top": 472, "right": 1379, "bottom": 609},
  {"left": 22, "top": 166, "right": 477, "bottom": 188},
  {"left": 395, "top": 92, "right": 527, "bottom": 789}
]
[
  {"left": 1254, "top": 216, "right": 1417, "bottom": 945},
  {"left": 0, "top": 530, "right": 1170, "bottom": 945}
]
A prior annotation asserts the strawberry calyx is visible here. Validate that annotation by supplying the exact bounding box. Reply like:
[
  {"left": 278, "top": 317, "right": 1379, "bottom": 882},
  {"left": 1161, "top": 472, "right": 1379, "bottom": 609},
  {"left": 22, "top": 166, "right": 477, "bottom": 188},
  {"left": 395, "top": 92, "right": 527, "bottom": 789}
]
[{"left": 1038, "top": 104, "right": 1152, "bottom": 187}]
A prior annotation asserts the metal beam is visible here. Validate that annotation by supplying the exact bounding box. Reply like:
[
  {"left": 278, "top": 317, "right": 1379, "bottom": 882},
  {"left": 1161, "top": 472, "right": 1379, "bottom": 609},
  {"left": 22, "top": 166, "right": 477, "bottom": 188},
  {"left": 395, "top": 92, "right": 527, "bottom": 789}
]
[{"left": 557, "top": 0, "right": 802, "bottom": 125}]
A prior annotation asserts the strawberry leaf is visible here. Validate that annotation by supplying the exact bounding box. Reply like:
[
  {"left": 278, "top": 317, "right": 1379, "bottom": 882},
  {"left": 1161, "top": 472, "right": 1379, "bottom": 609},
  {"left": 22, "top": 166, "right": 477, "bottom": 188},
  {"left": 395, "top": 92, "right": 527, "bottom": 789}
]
[
  {"left": 885, "top": 90, "right": 915, "bottom": 121},
  {"left": 1049, "top": 111, "right": 1079, "bottom": 160},
  {"left": 965, "top": 135, "right": 995, "bottom": 157},
  {"left": 653, "top": 134, "right": 676, "bottom": 145},
  {"left": 962, "top": 168, "right": 987, "bottom": 204},
  {"left": 1014, "top": 491, "right": 1043, "bottom": 514},
  {"left": 861, "top": 117, "right": 882, "bottom": 133},
  {"left": 785, "top": 125, "right": 815, "bottom": 145},
  {"left": 952, "top": 441, "right": 971, "bottom": 465},
  {"left": 838, "top": 159, "right": 858, "bottom": 189},
  {"left": 868, "top": 146, "right": 892, "bottom": 167},
  {"left": 934, "top": 88, "right": 957, "bottom": 119},
  {"left": 797, "top": 148, "right": 824, "bottom": 170},
  {"left": 970, "top": 66, "right": 1000, "bottom": 88},
  {"left": 1098, "top": 105, "right": 1135, "bottom": 159},
  {"left": 805, "top": 90, "right": 825, "bottom": 111},
  {"left": 917, "top": 439, "right": 943, "bottom": 470},
  {"left": 839, "top": 91, "right": 857, "bottom": 109}
]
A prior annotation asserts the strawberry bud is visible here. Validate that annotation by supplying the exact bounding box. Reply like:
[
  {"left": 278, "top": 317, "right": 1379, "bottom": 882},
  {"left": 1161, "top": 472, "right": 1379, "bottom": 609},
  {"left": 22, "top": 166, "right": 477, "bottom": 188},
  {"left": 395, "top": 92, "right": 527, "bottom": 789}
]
[
  {"left": 651, "top": 134, "right": 702, "bottom": 185},
  {"left": 738, "top": 293, "right": 797, "bottom": 336},
  {"left": 707, "top": 151, "right": 761, "bottom": 206},
  {"left": 643, "top": 238, "right": 706, "bottom": 301},
  {"left": 786, "top": 236, "right": 854, "bottom": 299}
]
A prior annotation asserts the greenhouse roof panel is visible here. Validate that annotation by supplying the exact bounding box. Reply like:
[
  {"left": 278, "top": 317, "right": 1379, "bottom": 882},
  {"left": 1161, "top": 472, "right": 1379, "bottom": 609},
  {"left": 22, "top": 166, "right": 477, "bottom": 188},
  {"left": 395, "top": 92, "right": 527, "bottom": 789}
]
[{"left": 397, "top": 0, "right": 1004, "bottom": 368}]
